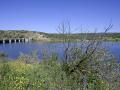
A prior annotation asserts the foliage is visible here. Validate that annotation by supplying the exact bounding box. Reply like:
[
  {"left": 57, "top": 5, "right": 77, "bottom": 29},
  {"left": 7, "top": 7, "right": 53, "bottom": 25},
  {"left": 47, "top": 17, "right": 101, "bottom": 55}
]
[
  {"left": 0, "top": 52, "right": 7, "bottom": 63},
  {"left": 110, "top": 38, "right": 120, "bottom": 41},
  {"left": 46, "top": 33, "right": 120, "bottom": 41},
  {"left": 0, "top": 52, "right": 119, "bottom": 90}
]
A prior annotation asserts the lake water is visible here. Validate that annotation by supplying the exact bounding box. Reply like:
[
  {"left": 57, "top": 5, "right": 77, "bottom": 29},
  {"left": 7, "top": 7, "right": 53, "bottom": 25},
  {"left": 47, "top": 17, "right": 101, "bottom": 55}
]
[{"left": 0, "top": 42, "right": 120, "bottom": 62}]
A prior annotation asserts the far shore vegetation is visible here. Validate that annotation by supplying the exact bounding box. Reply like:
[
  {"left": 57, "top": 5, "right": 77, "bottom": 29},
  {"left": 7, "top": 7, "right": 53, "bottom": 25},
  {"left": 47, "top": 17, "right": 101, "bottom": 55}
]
[{"left": 0, "top": 30, "right": 120, "bottom": 42}]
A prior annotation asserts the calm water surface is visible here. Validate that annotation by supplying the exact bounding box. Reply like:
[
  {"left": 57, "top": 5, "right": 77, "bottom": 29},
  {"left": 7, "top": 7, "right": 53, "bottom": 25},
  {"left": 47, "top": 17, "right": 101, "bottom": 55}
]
[{"left": 0, "top": 42, "right": 120, "bottom": 62}]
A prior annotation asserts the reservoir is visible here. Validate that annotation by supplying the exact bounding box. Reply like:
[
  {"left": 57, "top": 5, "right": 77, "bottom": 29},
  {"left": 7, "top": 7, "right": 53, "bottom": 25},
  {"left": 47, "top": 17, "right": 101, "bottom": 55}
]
[{"left": 0, "top": 42, "right": 120, "bottom": 62}]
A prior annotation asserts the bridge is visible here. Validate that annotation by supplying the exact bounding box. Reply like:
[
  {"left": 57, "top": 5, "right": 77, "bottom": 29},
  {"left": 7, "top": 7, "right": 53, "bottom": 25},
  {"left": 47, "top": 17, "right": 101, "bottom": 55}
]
[{"left": 0, "top": 38, "right": 32, "bottom": 44}]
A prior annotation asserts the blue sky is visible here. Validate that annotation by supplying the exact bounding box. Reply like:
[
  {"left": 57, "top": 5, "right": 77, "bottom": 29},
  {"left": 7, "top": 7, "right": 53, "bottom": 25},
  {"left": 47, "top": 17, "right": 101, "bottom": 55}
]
[{"left": 0, "top": 0, "right": 120, "bottom": 33}]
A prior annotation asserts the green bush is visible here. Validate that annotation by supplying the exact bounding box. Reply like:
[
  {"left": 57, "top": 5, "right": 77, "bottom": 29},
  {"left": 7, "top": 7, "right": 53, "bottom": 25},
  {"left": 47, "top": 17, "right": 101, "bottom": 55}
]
[{"left": 0, "top": 55, "right": 118, "bottom": 90}]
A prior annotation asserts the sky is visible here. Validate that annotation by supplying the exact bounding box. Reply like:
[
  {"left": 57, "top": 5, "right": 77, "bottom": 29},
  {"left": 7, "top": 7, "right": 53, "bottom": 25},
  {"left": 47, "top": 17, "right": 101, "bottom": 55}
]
[{"left": 0, "top": 0, "right": 120, "bottom": 33}]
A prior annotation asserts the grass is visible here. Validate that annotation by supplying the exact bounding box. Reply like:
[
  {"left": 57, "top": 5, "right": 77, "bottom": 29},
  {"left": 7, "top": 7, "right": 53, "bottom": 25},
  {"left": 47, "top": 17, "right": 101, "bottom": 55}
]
[
  {"left": 110, "top": 38, "right": 120, "bottom": 41},
  {"left": 0, "top": 54, "right": 119, "bottom": 90}
]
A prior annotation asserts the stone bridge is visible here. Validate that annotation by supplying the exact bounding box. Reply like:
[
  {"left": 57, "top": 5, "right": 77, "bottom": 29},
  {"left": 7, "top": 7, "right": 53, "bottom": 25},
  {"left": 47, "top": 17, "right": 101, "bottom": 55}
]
[{"left": 0, "top": 38, "right": 32, "bottom": 44}]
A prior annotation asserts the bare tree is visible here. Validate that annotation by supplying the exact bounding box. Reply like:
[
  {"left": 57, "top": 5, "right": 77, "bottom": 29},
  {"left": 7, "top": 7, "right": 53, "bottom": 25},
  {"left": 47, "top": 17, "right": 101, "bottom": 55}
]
[{"left": 57, "top": 21, "right": 119, "bottom": 90}]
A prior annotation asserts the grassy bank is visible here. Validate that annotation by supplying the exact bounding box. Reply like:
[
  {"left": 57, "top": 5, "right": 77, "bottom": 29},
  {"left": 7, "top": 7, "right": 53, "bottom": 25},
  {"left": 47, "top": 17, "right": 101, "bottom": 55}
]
[
  {"left": 0, "top": 59, "right": 113, "bottom": 90},
  {"left": 0, "top": 51, "right": 120, "bottom": 90},
  {"left": 110, "top": 38, "right": 120, "bottom": 42}
]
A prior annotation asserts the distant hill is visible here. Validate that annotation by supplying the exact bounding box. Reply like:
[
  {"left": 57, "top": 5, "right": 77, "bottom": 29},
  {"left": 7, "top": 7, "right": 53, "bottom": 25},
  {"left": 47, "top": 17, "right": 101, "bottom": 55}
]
[
  {"left": 0, "top": 30, "right": 120, "bottom": 41},
  {"left": 45, "top": 32, "right": 120, "bottom": 41},
  {"left": 0, "top": 30, "right": 50, "bottom": 41}
]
